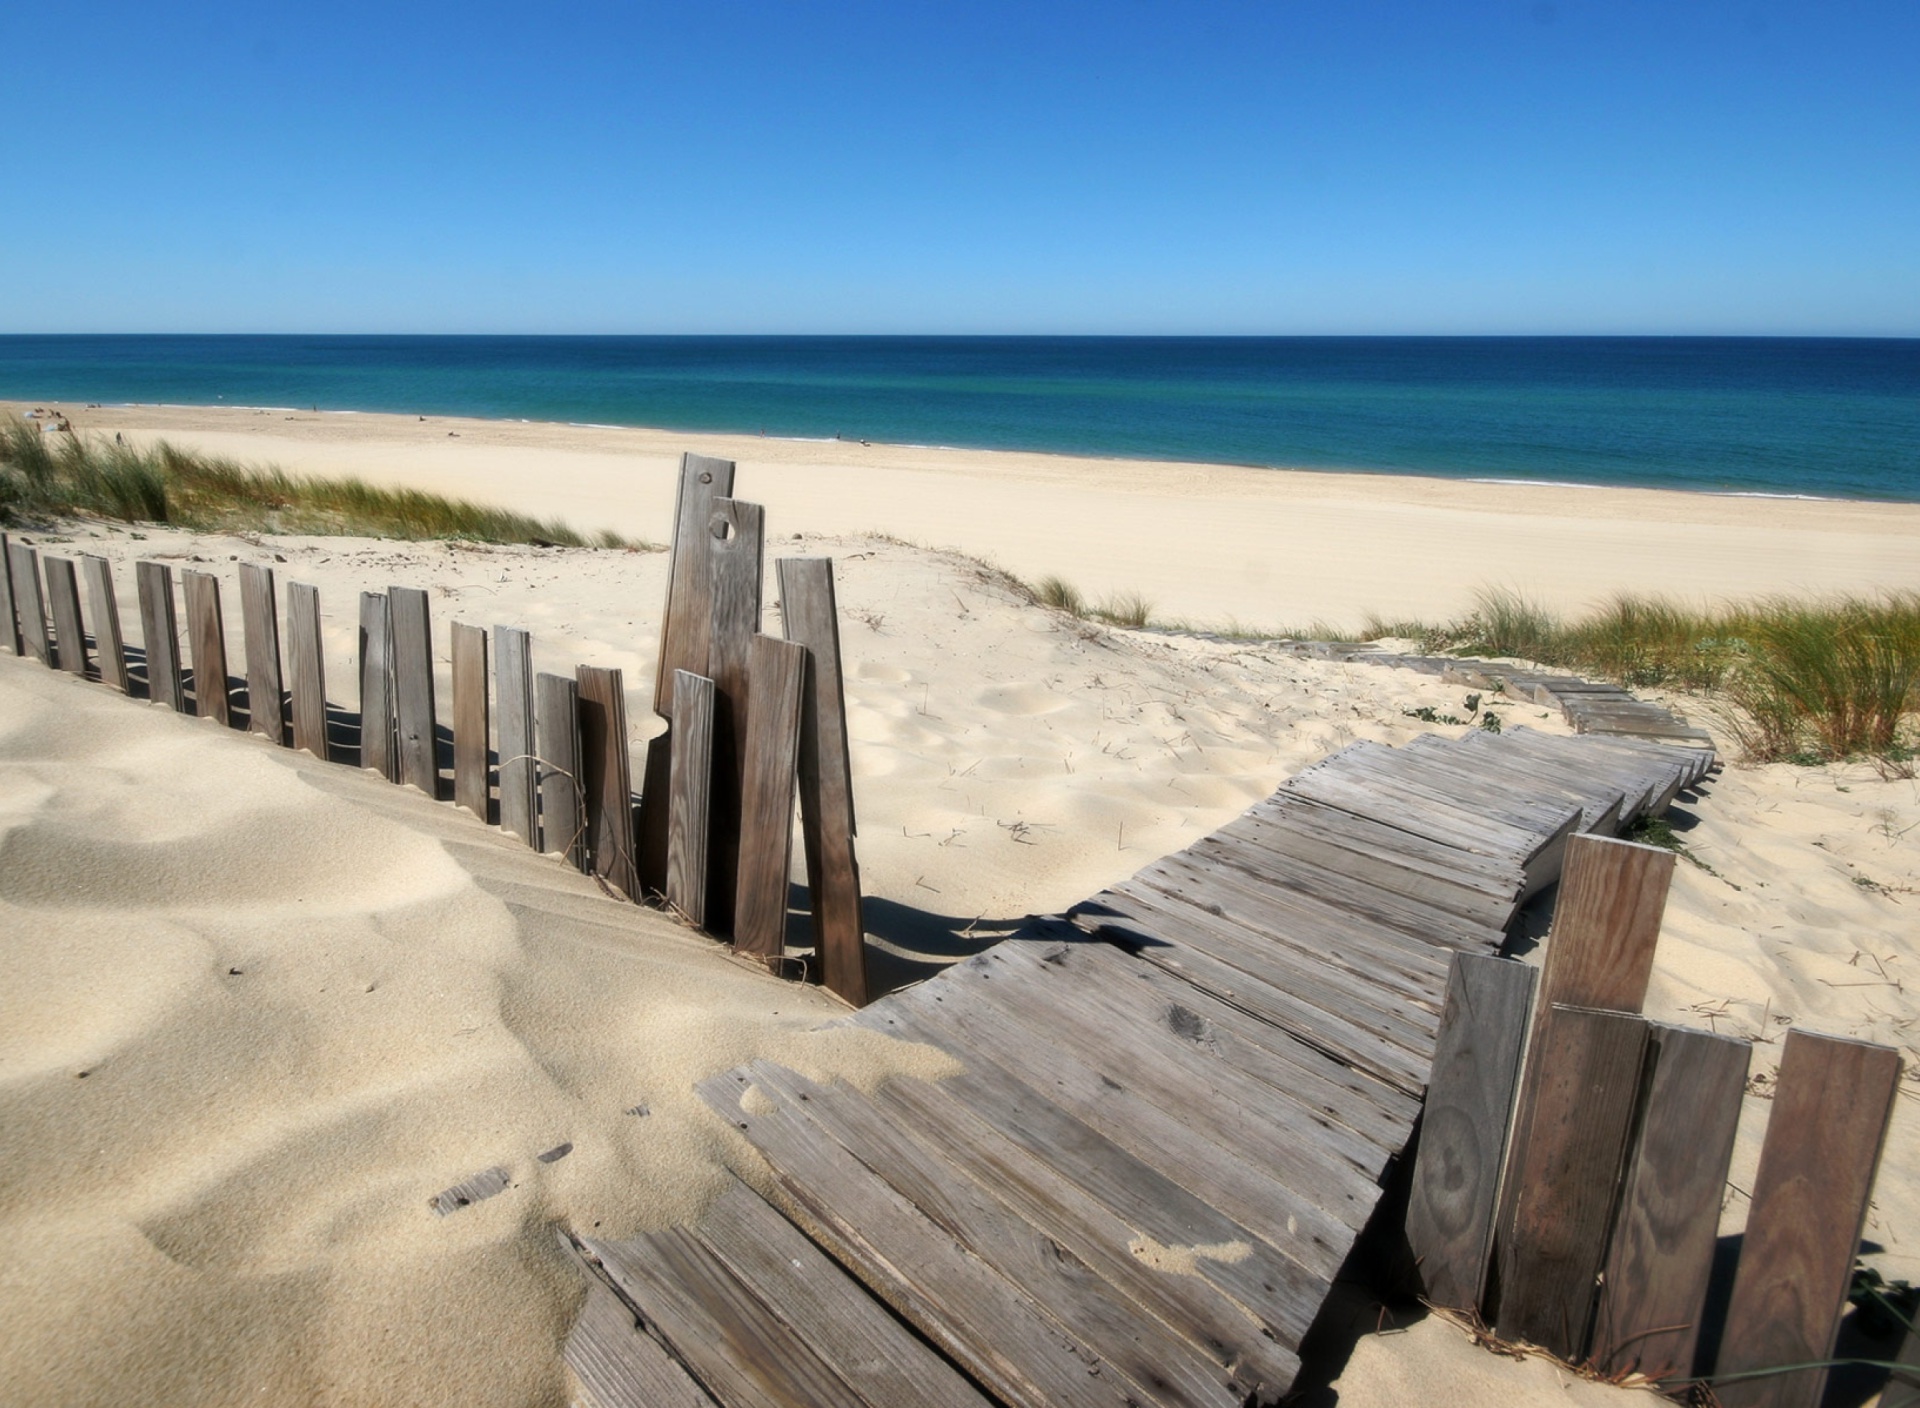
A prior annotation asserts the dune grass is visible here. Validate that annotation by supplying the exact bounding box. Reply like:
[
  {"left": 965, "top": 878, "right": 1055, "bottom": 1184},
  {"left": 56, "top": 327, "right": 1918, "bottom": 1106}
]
[{"left": 0, "top": 418, "right": 650, "bottom": 549}]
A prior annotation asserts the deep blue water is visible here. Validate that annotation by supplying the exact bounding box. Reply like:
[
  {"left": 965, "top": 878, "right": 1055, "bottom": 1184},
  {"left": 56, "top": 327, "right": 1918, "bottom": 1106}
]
[{"left": 1, "top": 335, "right": 1915, "bottom": 501}]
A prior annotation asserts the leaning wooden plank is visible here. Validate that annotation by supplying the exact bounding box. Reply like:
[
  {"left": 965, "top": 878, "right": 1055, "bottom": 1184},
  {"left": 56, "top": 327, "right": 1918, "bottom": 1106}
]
[
  {"left": 1495, "top": 1004, "right": 1649, "bottom": 1361},
  {"left": 1591, "top": 1023, "right": 1750, "bottom": 1381},
  {"left": 357, "top": 592, "right": 396, "bottom": 778},
  {"left": 181, "top": 569, "right": 231, "bottom": 724},
  {"left": 1536, "top": 833, "right": 1674, "bottom": 1023},
  {"left": 0, "top": 531, "right": 19, "bottom": 655},
  {"left": 1405, "top": 953, "right": 1538, "bottom": 1313},
  {"left": 652, "top": 451, "right": 736, "bottom": 717},
  {"left": 285, "top": 581, "right": 328, "bottom": 757},
  {"left": 734, "top": 635, "right": 806, "bottom": 963},
  {"left": 636, "top": 731, "right": 673, "bottom": 897},
  {"left": 558, "top": 1236, "right": 720, "bottom": 1408},
  {"left": 778, "top": 557, "right": 867, "bottom": 1005},
  {"left": 536, "top": 672, "right": 584, "bottom": 867},
  {"left": 8, "top": 541, "right": 52, "bottom": 666},
  {"left": 238, "top": 562, "right": 285, "bottom": 743},
  {"left": 706, "top": 496, "right": 764, "bottom": 935},
  {"left": 136, "top": 561, "right": 185, "bottom": 711},
  {"left": 81, "top": 555, "right": 127, "bottom": 692},
  {"left": 666, "top": 670, "right": 715, "bottom": 927},
  {"left": 576, "top": 664, "right": 638, "bottom": 898},
  {"left": 493, "top": 626, "right": 536, "bottom": 845},
  {"left": 1714, "top": 1030, "right": 1902, "bottom": 1408},
  {"left": 43, "top": 556, "right": 87, "bottom": 677},
  {"left": 451, "top": 621, "right": 490, "bottom": 821},
  {"left": 388, "top": 586, "right": 439, "bottom": 797}
]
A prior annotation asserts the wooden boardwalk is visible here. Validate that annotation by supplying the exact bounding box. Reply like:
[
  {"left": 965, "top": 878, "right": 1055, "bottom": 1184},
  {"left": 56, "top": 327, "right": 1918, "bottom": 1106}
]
[{"left": 567, "top": 727, "right": 1713, "bottom": 1408}]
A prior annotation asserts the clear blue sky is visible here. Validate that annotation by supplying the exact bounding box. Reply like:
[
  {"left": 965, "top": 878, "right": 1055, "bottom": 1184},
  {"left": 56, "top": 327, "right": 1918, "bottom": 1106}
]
[{"left": 4, "top": 1, "right": 1915, "bottom": 334}]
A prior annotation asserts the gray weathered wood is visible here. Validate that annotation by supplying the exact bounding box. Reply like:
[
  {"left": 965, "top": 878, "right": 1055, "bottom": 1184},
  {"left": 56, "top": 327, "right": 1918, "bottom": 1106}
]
[
  {"left": 0, "top": 532, "right": 19, "bottom": 656},
  {"left": 667, "top": 670, "right": 715, "bottom": 928},
  {"left": 136, "top": 560, "right": 185, "bottom": 711},
  {"left": 429, "top": 1165, "right": 511, "bottom": 1217},
  {"left": 43, "top": 556, "right": 86, "bottom": 677},
  {"left": 494, "top": 625, "right": 536, "bottom": 845},
  {"left": 388, "top": 585, "right": 439, "bottom": 796},
  {"left": 1536, "top": 833, "right": 1675, "bottom": 1022},
  {"left": 653, "top": 451, "right": 737, "bottom": 717},
  {"left": 452, "top": 621, "right": 490, "bottom": 820},
  {"left": 706, "top": 496, "right": 763, "bottom": 935},
  {"left": 536, "top": 671, "right": 584, "bottom": 867},
  {"left": 778, "top": 557, "right": 866, "bottom": 1005},
  {"left": 560, "top": 1241, "right": 720, "bottom": 1408},
  {"left": 8, "top": 541, "right": 51, "bottom": 666},
  {"left": 286, "top": 581, "right": 328, "bottom": 757},
  {"left": 1592, "top": 1023, "right": 1750, "bottom": 1380},
  {"left": 734, "top": 634, "right": 805, "bottom": 963},
  {"left": 238, "top": 562, "right": 284, "bottom": 742},
  {"left": 358, "top": 592, "right": 396, "bottom": 778},
  {"left": 182, "top": 569, "right": 231, "bottom": 725},
  {"left": 1715, "top": 1030, "right": 1902, "bottom": 1408},
  {"left": 576, "top": 664, "right": 638, "bottom": 898},
  {"left": 1496, "top": 1004, "right": 1650, "bottom": 1360},
  {"left": 1406, "top": 953, "right": 1538, "bottom": 1313},
  {"left": 81, "top": 555, "right": 127, "bottom": 692}
]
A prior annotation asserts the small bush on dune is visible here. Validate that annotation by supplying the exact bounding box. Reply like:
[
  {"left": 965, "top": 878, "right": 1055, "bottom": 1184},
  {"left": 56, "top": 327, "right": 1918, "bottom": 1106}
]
[
  {"left": 1033, "top": 575, "right": 1086, "bottom": 616},
  {"left": 1092, "top": 590, "right": 1153, "bottom": 630}
]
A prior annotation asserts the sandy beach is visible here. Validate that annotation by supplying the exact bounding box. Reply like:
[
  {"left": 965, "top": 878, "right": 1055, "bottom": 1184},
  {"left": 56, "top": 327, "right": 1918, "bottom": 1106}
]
[{"left": 3, "top": 405, "right": 1918, "bottom": 1406}]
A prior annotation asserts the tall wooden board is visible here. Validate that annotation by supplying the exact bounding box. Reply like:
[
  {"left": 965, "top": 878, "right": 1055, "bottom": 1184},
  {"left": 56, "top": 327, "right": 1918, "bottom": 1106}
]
[
  {"left": 1592, "top": 1023, "right": 1749, "bottom": 1380},
  {"left": 666, "top": 670, "right": 715, "bottom": 928},
  {"left": 358, "top": 592, "right": 396, "bottom": 778},
  {"left": 705, "top": 496, "right": 763, "bottom": 935},
  {"left": 8, "top": 541, "right": 51, "bottom": 666},
  {"left": 286, "top": 581, "right": 328, "bottom": 757},
  {"left": 1715, "top": 1030, "right": 1901, "bottom": 1408},
  {"left": 182, "top": 569, "right": 231, "bottom": 725},
  {"left": 536, "top": 671, "right": 583, "bottom": 867},
  {"left": 238, "top": 562, "right": 284, "bottom": 743},
  {"left": 452, "top": 621, "right": 490, "bottom": 820},
  {"left": 494, "top": 625, "right": 536, "bottom": 846},
  {"left": 81, "top": 555, "right": 127, "bottom": 692},
  {"left": 0, "top": 532, "right": 19, "bottom": 656},
  {"left": 136, "top": 560, "right": 185, "bottom": 711},
  {"left": 576, "top": 664, "right": 637, "bottom": 897},
  {"left": 1405, "top": 953, "right": 1537, "bottom": 1312},
  {"left": 652, "top": 451, "right": 736, "bottom": 717},
  {"left": 389, "top": 585, "right": 439, "bottom": 797},
  {"left": 733, "top": 636, "right": 806, "bottom": 963},
  {"left": 43, "top": 556, "right": 86, "bottom": 677},
  {"left": 636, "top": 731, "right": 673, "bottom": 896},
  {"left": 777, "top": 557, "right": 866, "bottom": 1005},
  {"left": 1536, "top": 834, "right": 1675, "bottom": 1020}
]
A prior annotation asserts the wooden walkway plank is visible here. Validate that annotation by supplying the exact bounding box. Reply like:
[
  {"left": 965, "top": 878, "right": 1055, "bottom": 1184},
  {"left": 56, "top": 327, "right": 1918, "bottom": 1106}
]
[
  {"left": 81, "top": 555, "right": 127, "bottom": 693},
  {"left": 494, "top": 625, "right": 536, "bottom": 845},
  {"left": 652, "top": 451, "right": 736, "bottom": 717},
  {"left": 536, "top": 671, "right": 584, "bottom": 866},
  {"left": 666, "top": 669, "right": 715, "bottom": 927},
  {"left": 136, "top": 561, "right": 185, "bottom": 711},
  {"left": 734, "top": 635, "right": 806, "bottom": 962},
  {"left": 181, "top": 569, "right": 231, "bottom": 725},
  {"left": 1715, "top": 1030, "right": 1902, "bottom": 1408},
  {"left": 576, "top": 664, "right": 638, "bottom": 898},
  {"left": 1536, "top": 834, "right": 1674, "bottom": 1022},
  {"left": 357, "top": 592, "right": 396, "bottom": 778},
  {"left": 285, "top": 581, "right": 328, "bottom": 757},
  {"left": 388, "top": 585, "right": 439, "bottom": 796},
  {"left": 1592, "top": 1023, "right": 1750, "bottom": 1381},
  {"left": 452, "top": 621, "right": 490, "bottom": 821},
  {"left": 43, "top": 556, "right": 86, "bottom": 677},
  {"left": 238, "top": 562, "right": 285, "bottom": 743},
  {"left": 1240, "top": 792, "right": 1527, "bottom": 894},
  {"left": 8, "top": 541, "right": 51, "bottom": 666},
  {"left": 0, "top": 532, "right": 18, "bottom": 656},
  {"left": 706, "top": 496, "right": 764, "bottom": 935},
  {"left": 560, "top": 1241, "right": 720, "bottom": 1408},
  {"left": 1405, "top": 953, "right": 1538, "bottom": 1314}
]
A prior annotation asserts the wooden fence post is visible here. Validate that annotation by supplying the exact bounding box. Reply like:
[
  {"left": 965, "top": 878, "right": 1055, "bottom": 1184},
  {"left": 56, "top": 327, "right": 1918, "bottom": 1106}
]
[
  {"left": 43, "top": 556, "right": 87, "bottom": 677},
  {"left": 705, "top": 496, "right": 763, "bottom": 935},
  {"left": 576, "top": 664, "right": 637, "bottom": 897},
  {"left": 238, "top": 562, "right": 285, "bottom": 743},
  {"left": 1714, "top": 1031, "right": 1901, "bottom": 1408},
  {"left": 536, "top": 671, "right": 584, "bottom": 868},
  {"left": 452, "top": 622, "right": 490, "bottom": 820},
  {"left": 136, "top": 561, "right": 185, "bottom": 711},
  {"left": 0, "top": 532, "right": 20, "bottom": 656},
  {"left": 8, "top": 541, "right": 51, "bottom": 666},
  {"left": 1405, "top": 953, "right": 1537, "bottom": 1313},
  {"left": 494, "top": 625, "right": 536, "bottom": 846},
  {"left": 733, "top": 635, "right": 807, "bottom": 964},
  {"left": 777, "top": 556, "right": 866, "bottom": 1005},
  {"left": 666, "top": 670, "right": 715, "bottom": 927},
  {"left": 182, "top": 569, "right": 231, "bottom": 725},
  {"left": 358, "top": 592, "right": 396, "bottom": 778},
  {"left": 286, "top": 581, "right": 328, "bottom": 758},
  {"left": 81, "top": 556, "right": 127, "bottom": 693},
  {"left": 388, "top": 585, "right": 439, "bottom": 797}
]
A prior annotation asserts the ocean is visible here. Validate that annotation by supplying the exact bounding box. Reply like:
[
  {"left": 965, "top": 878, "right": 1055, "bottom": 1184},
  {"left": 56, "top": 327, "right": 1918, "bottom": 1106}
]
[{"left": 1, "top": 335, "right": 1915, "bottom": 502}]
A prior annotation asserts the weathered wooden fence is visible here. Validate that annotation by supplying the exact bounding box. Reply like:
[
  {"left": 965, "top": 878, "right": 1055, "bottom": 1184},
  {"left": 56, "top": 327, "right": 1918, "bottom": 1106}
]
[
  {"left": 0, "top": 454, "right": 869, "bottom": 1004},
  {"left": 1406, "top": 833, "right": 1902, "bottom": 1407}
]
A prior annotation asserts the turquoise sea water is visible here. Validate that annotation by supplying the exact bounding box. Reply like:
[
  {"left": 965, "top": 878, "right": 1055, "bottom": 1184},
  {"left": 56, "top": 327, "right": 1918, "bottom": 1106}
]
[{"left": 0, "top": 335, "right": 1915, "bottom": 501}]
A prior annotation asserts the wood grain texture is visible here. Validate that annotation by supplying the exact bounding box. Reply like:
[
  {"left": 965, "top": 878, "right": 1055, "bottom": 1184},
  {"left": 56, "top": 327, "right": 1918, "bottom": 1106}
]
[
  {"left": 136, "top": 560, "right": 185, "bottom": 711},
  {"left": 1537, "top": 833, "right": 1675, "bottom": 1019},
  {"left": 1592, "top": 1023, "right": 1749, "bottom": 1380},
  {"left": 559, "top": 1241, "right": 720, "bottom": 1408},
  {"left": 43, "top": 556, "right": 86, "bottom": 677},
  {"left": 536, "top": 671, "right": 584, "bottom": 867},
  {"left": 705, "top": 496, "right": 763, "bottom": 936},
  {"left": 733, "top": 635, "right": 805, "bottom": 963},
  {"left": 81, "top": 555, "right": 127, "bottom": 692},
  {"left": 493, "top": 625, "right": 536, "bottom": 845},
  {"left": 182, "top": 570, "right": 231, "bottom": 724},
  {"left": 451, "top": 621, "right": 490, "bottom": 820},
  {"left": 1405, "top": 953, "right": 1537, "bottom": 1313},
  {"left": 286, "top": 581, "right": 328, "bottom": 757},
  {"left": 1715, "top": 1030, "right": 1901, "bottom": 1408},
  {"left": 652, "top": 451, "right": 736, "bottom": 717},
  {"left": 576, "top": 664, "right": 638, "bottom": 898},
  {"left": 0, "top": 532, "right": 18, "bottom": 655},
  {"left": 8, "top": 541, "right": 51, "bottom": 666},
  {"left": 357, "top": 592, "right": 396, "bottom": 778},
  {"left": 388, "top": 585, "right": 439, "bottom": 797},
  {"left": 1496, "top": 1004, "right": 1649, "bottom": 1360},
  {"left": 238, "top": 562, "right": 284, "bottom": 742},
  {"left": 666, "top": 670, "right": 715, "bottom": 928},
  {"left": 778, "top": 557, "right": 867, "bottom": 1005}
]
